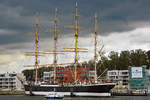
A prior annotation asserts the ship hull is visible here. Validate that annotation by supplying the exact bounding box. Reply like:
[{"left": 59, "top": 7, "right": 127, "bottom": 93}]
[
  {"left": 24, "top": 83, "right": 115, "bottom": 97},
  {"left": 25, "top": 91, "right": 111, "bottom": 97}
]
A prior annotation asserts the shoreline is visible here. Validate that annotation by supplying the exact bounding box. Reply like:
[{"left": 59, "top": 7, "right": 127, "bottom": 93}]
[
  {"left": 111, "top": 92, "right": 150, "bottom": 96},
  {"left": 0, "top": 90, "right": 150, "bottom": 96},
  {"left": 0, "top": 90, "right": 25, "bottom": 95}
]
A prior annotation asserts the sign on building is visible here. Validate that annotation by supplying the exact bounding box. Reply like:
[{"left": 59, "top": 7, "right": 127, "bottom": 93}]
[{"left": 131, "top": 67, "right": 143, "bottom": 78}]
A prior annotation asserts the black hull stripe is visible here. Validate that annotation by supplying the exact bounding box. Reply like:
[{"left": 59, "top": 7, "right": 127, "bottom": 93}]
[{"left": 24, "top": 84, "right": 115, "bottom": 93}]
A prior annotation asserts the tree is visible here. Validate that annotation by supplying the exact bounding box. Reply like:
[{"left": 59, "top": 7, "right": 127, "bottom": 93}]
[
  {"left": 108, "top": 51, "right": 120, "bottom": 70},
  {"left": 87, "top": 60, "right": 94, "bottom": 70},
  {"left": 146, "top": 50, "right": 150, "bottom": 68},
  {"left": 97, "top": 56, "right": 110, "bottom": 76},
  {"left": 22, "top": 69, "right": 34, "bottom": 81},
  {"left": 22, "top": 49, "right": 150, "bottom": 80},
  {"left": 119, "top": 50, "right": 131, "bottom": 70},
  {"left": 130, "top": 49, "right": 147, "bottom": 66}
]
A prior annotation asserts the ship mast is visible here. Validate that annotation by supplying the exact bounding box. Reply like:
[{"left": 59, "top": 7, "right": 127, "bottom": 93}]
[
  {"left": 43, "top": 8, "right": 84, "bottom": 84},
  {"left": 69, "top": 2, "right": 80, "bottom": 82},
  {"left": 53, "top": 8, "right": 58, "bottom": 84},
  {"left": 24, "top": 16, "right": 41, "bottom": 85},
  {"left": 65, "top": 3, "right": 87, "bottom": 82},
  {"left": 46, "top": 8, "right": 63, "bottom": 83},
  {"left": 74, "top": 2, "right": 79, "bottom": 82},
  {"left": 94, "top": 14, "right": 98, "bottom": 84},
  {"left": 35, "top": 16, "right": 40, "bottom": 84},
  {"left": 42, "top": 3, "right": 87, "bottom": 84}
]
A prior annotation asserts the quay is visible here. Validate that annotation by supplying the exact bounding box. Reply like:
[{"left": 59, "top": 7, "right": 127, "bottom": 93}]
[
  {"left": 111, "top": 89, "right": 150, "bottom": 96},
  {"left": 0, "top": 90, "right": 24, "bottom": 95},
  {"left": 111, "top": 92, "right": 150, "bottom": 96}
]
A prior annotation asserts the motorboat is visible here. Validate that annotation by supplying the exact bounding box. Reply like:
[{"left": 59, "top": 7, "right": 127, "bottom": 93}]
[{"left": 44, "top": 92, "right": 64, "bottom": 99}]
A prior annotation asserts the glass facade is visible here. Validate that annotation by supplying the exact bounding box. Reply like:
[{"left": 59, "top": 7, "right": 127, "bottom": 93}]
[{"left": 129, "top": 66, "right": 150, "bottom": 92}]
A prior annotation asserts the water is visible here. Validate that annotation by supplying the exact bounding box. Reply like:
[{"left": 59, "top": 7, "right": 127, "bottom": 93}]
[{"left": 0, "top": 95, "right": 150, "bottom": 100}]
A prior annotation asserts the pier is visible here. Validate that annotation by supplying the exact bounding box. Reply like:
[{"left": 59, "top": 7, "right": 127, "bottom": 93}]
[{"left": 0, "top": 90, "right": 24, "bottom": 95}]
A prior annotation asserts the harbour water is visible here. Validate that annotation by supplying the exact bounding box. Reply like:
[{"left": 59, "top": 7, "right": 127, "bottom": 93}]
[{"left": 0, "top": 95, "right": 150, "bottom": 100}]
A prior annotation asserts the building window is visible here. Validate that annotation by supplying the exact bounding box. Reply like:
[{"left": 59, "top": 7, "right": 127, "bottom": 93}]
[{"left": 109, "top": 72, "right": 116, "bottom": 75}]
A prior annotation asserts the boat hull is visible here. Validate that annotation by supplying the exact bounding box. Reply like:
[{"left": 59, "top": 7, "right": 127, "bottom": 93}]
[
  {"left": 24, "top": 83, "right": 115, "bottom": 97},
  {"left": 44, "top": 95, "right": 64, "bottom": 99},
  {"left": 44, "top": 97, "right": 63, "bottom": 99}
]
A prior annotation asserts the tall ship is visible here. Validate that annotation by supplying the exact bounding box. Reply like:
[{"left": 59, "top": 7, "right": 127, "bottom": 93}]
[{"left": 24, "top": 3, "right": 115, "bottom": 97}]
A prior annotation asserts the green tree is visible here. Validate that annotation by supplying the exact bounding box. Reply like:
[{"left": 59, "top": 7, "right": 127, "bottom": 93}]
[
  {"left": 108, "top": 51, "right": 120, "bottom": 70},
  {"left": 22, "top": 69, "right": 34, "bottom": 81},
  {"left": 119, "top": 50, "right": 131, "bottom": 70},
  {"left": 130, "top": 49, "right": 147, "bottom": 66},
  {"left": 87, "top": 60, "right": 94, "bottom": 70},
  {"left": 146, "top": 50, "right": 150, "bottom": 68}
]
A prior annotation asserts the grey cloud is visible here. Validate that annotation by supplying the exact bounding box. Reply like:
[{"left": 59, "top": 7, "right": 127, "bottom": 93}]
[
  {"left": 0, "top": 0, "right": 150, "bottom": 45},
  {"left": 1, "top": 0, "right": 150, "bottom": 73}
]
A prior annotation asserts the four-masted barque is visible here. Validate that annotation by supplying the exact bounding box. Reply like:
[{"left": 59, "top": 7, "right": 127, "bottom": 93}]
[{"left": 24, "top": 3, "right": 115, "bottom": 97}]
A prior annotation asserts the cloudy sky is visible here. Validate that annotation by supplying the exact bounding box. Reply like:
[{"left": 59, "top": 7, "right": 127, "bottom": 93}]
[{"left": 1, "top": 0, "right": 150, "bottom": 73}]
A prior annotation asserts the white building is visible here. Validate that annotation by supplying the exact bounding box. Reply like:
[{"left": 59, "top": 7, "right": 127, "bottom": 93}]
[
  {"left": 89, "top": 70, "right": 96, "bottom": 82},
  {"left": 43, "top": 71, "right": 54, "bottom": 83},
  {"left": 0, "top": 72, "right": 24, "bottom": 91},
  {"left": 107, "top": 70, "right": 129, "bottom": 88}
]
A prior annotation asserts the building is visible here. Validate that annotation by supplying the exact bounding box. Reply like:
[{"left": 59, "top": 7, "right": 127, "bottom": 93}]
[
  {"left": 56, "top": 67, "right": 74, "bottom": 83},
  {"left": 0, "top": 72, "right": 24, "bottom": 91},
  {"left": 107, "top": 70, "right": 129, "bottom": 88},
  {"left": 43, "top": 67, "right": 90, "bottom": 83},
  {"left": 147, "top": 69, "right": 150, "bottom": 92},
  {"left": 56, "top": 67, "right": 89, "bottom": 83},
  {"left": 89, "top": 70, "right": 96, "bottom": 83},
  {"left": 43, "top": 71, "right": 54, "bottom": 83},
  {"left": 129, "top": 66, "right": 150, "bottom": 93}
]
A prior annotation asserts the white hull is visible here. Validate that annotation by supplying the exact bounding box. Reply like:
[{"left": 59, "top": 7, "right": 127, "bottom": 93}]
[{"left": 25, "top": 91, "right": 111, "bottom": 97}]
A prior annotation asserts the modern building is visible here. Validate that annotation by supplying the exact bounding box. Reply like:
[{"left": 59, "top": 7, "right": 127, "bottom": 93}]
[
  {"left": 147, "top": 69, "right": 150, "bottom": 92},
  {"left": 129, "top": 66, "right": 150, "bottom": 93},
  {"left": 89, "top": 70, "right": 96, "bottom": 83},
  {"left": 0, "top": 72, "right": 24, "bottom": 91},
  {"left": 107, "top": 70, "right": 129, "bottom": 88},
  {"left": 43, "top": 67, "right": 92, "bottom": 83},
  {"left": 43, "top": 71, "right": 54, "bottom": 83},
  {"left": 56, "top": 67, "right": 89, "bottom": 83}
]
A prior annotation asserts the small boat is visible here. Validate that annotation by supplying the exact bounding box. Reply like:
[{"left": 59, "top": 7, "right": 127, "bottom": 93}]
[
  {"left": 70, "top": 92, "right": 76, "bottom": 97},
  {"left": 44, "top": 93, "right": 64, "bottom": 99}
]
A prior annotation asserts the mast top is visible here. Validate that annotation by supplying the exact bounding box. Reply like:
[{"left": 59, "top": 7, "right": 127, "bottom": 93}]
[
  {"left": 75, "top": 2, "right": 78, "bottom": 7},
  {"left": 35, "top": 12, "right": 40, "bottom": 24},
  {"left": 55, "top": 8, "right": 58, "bottom": 12},
  {"left": 35, "top": 16, "right": 39, "bottom": 25},
  {"left": 94, "top": 13, "right": 97, "bottom": 18},
  {"left": 54, "top": 8, "right": 58, "bottom": 23},
  {"left": 55, "top": 8, "right": 58, "bottom": 17}
]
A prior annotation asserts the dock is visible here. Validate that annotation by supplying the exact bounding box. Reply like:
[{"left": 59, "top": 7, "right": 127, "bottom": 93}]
[{"left": 0, "top": 90, "right": 24, "bottom": 95}]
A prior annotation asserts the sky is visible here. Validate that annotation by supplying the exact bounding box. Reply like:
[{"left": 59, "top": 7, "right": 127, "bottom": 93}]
[{"left": 1, "top": 0, "right": 150, "bottom": 73}]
